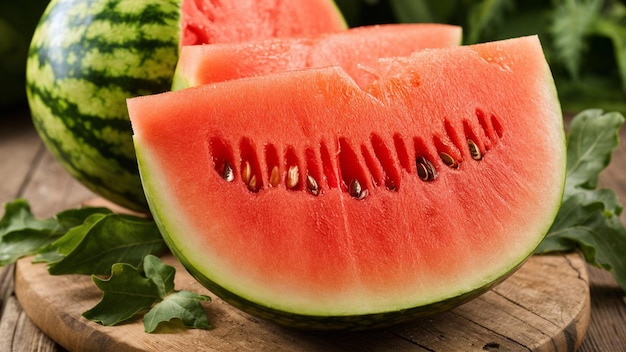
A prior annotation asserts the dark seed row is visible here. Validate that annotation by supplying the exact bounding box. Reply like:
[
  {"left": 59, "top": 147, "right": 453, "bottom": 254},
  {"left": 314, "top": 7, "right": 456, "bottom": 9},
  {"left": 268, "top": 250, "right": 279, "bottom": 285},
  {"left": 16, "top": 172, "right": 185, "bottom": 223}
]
[{"left": 210, "top": 109, "right": 503, "bottom": 198}]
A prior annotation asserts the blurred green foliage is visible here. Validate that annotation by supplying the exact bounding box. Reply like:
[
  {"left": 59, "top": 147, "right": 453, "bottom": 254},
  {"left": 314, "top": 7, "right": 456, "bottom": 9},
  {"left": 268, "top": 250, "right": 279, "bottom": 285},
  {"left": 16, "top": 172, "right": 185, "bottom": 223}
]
[
  {"left": 5, "top": 0, "right": 626, "bottom": 113},
  {"left": 334, "top": 0, "right": 626, "bottom": 114}
]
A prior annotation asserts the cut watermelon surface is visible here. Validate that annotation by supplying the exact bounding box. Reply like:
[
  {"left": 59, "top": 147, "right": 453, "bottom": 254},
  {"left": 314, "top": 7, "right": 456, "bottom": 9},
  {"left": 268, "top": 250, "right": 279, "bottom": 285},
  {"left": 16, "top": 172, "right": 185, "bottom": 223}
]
[
  {"left": 180, "top": 0, "right": 346, "bottom": 46},
  {"left": 127, "top": 35, "right": 566, "bottom": 329},
  {"left": 172, "top": 23, "right": 462, "bottom": 89}
]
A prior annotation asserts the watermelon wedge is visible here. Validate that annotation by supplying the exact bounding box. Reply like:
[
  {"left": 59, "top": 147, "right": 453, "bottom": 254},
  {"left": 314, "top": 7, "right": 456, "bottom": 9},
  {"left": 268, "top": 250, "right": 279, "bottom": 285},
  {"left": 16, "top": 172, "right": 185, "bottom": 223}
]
[
  {"left": 127, "top": 35, "right": 566, "bottom": 330},
  {"left": 172, "top": 23, "right": 462, "bottom": 90}
]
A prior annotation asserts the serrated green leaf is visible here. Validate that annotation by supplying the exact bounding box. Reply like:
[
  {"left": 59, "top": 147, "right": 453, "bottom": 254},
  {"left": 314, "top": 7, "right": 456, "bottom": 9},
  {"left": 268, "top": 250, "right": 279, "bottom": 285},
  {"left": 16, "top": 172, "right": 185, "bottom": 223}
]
[
  {"left": 83, "top": 262, "right": 161, "bottom": 326},
  {"left": 1, "top": 201, "right": 211, "bottom": 331},
  {"left": 539, "top": 109, "right": 626, "bottom": 291},
  {"left": 549, "top": 191, "right": 608, "bottom": 233},
  {"left": 0, "top": 199, "right": 57, "bottom": 236},
  {"left": 41, "top": 213, "right": 166, "bottom": 276},
  {"left": 54, "top": 206, "right": 112, "bottom": 230},
  {"left": 564, "top": 109, "right": 624, "bottom": 192},
  {"left": 0, "top": 199, "right": 60, "bottom": 265},
  {"left": 143, "top": 290, "right": 211, "bottom": 333},
  {"left": 34, "top": 213, "right": 108, "bottom": 264},
  {"left": 85, "top": 255, "right": 212, "bottom": 331},
  {"left": 143, "top": 254, "right": 175, "bottom": 297},
  {"left": 0, "top": 200, "right": 125, "bottom": 266},
  {"left": 0, "top": 229, "right": 61, "bottom": 266},
  {"left": 540, "top": 205, "right": 626, "bottom": 289},
  {"left": 570, "top": 215, "right": 626, "bottom": 283},
  {"left": 538, "top": 191, "right": 608, "bottom": 253},
  {"left": 141, "top": 255, "right": 211, "bottom": 332}
]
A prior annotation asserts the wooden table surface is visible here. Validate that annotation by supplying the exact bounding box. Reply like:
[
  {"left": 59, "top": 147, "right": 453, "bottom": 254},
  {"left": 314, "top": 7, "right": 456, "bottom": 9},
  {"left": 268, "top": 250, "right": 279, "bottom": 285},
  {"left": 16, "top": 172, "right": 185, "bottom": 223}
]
[{"left": 1, "top": 105, "right": 625, "bottom": 351}]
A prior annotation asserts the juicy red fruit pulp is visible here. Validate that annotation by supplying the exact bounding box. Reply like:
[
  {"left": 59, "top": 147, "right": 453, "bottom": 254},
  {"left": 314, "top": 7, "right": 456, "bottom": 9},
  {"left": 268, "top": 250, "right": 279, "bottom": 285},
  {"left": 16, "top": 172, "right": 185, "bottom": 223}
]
[
  {"left": 128, "top": 36, "right": 565, "bottom": 329},
  {"left": 180, "top": 0, "right": 345, "bottom": 46}
]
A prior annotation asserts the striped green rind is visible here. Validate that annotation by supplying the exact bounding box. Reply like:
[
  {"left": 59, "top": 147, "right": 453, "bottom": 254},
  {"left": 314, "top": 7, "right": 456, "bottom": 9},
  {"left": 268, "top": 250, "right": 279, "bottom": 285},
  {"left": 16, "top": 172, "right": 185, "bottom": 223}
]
[{"left": 26, "top": 0, "right": 182, "bottom": 212}]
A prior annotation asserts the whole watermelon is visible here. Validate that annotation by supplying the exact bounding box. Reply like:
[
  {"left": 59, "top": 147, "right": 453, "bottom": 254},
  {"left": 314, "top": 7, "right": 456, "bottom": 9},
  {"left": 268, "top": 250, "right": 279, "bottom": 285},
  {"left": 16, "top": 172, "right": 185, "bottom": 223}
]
[{"left": 26, "top": 0, "right": 346, "bottom": 212}]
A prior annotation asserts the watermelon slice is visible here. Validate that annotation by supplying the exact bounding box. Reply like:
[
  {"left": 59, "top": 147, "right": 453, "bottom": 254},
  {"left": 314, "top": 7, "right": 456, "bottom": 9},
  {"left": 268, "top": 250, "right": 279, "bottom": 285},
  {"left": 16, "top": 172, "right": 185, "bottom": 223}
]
[
  {"left": 172, "top": 23, "right": 462, "bottom": 90},
  {"left": 127, "top": 35, "right": 566, "bottom": 330}
]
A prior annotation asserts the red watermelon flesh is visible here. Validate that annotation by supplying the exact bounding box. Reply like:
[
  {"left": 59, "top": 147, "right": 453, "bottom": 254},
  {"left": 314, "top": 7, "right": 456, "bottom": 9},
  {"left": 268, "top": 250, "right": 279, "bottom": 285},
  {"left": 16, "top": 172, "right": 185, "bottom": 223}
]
[
  {"left": 128, "top": 35, "right": 565, "bottom": 329},
  {"left": 173, "top": 23, "right": 462, "bottom": 89},
  {"left": 180, "top": 0, "right": 346, "bottom": 46}
]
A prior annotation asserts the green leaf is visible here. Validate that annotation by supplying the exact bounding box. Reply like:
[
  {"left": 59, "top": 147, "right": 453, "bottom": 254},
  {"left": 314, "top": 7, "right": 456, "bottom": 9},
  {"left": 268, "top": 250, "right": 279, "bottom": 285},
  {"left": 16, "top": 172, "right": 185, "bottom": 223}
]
[
  {"left": 54, "top": 206, "right": 113, "bottom": 229},
  {"left": 538, "top": 189, "right": 619, "bottom": 253},
  {"left": 143, "top": 254, "right": 175, "bottom": 297},
  {"left": 142, "top": 255, "right": 211, "bottom": 332},
  {"left": 540, "top": 196, "right": 626, "bottom": 289},
  {"left": 0, "top": 200, "right": 210, "bottom": 331},
  {"left": 563, "top": 109, "right": 624, "bottom": 192},
  {"left": 0, "top": 200, "right": 123, "bottom": 266},
  {"left": 39, "top": 213, "right": 166, "bottom": 276},
  {"left": 569, "top": 215, "right": 626, "bottom": 280},
  {"left": 0, "top": 200, "right": 165, "bottom": 276},
  {"left": 538, "top": 109, "right": 626, "bottom": 291},
  {"left": 83, "top": 262, "right": 161, "bottom": 326},
  {"left": 0, "top": 229, "right": 61, "bottom": 266},
  {"left": 143, "top": 290, "right": 211, "bottom": 333},
  {"left": 34, "top": 213, "right": 109, "bottom": 264},
  {"left": 85, "top": 255, "right": 211, "bottom": 332},
  {"left": 0, "top": 199, "right": 60, "bottom": 265},
  {"left": 0, "top": 199, "right": 57, "bottom": 235}
]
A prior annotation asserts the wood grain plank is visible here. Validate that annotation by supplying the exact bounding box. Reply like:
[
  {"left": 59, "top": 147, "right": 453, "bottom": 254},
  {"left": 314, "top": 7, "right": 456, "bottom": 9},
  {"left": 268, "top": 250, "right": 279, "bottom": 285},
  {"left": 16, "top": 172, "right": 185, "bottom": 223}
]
[
  {"left": 0, "top": 267, "right": 20, "bottom": 351},
  {"left": 0, "top": 107, "right": 94, "bottom": 218},
  {"left": 0, "top": 109, "right": 68, "bottom": 352},
  {"left": 577, "top": 266, "right": 626, "bottom": 352},
  {"left": 14, "top": 252, "right": 589, "bottom": 352},
  {"left": 394, "top": 253, "right": 589, "bottom": 352},
  {"left": 0, "top": 108, "right": 44, "bottom": 207},
  {"left": 0, "top": 294, "right": 61, "bottom": 352},
  {"left": 19, "top": 148, "right": 95, "bottom": 218},
  {"left": 14, "top": 254, "right": 428, "bottom": 352}
]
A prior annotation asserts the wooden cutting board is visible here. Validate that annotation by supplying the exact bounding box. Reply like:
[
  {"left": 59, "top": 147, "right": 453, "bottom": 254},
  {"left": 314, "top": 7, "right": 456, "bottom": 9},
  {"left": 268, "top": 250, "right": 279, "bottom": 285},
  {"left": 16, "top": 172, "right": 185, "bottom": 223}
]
[{"left": 14, "top": 251, "right": 590, "bottom": 352}]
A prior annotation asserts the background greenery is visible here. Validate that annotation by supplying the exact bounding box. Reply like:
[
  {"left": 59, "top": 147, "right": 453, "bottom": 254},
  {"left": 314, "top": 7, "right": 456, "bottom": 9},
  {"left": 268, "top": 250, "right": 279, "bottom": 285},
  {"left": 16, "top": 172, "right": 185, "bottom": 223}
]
[
  {"left": 334, "top": 0, "right": 626, "bottom": 114},
  {"left": 5, "top": 0, "right": 626, "bottom": 114}
]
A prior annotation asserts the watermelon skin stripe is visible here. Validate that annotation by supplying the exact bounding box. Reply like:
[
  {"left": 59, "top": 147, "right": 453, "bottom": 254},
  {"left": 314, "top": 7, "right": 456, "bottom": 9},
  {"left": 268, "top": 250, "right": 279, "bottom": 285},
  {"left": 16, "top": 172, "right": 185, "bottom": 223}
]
[
  {"left": 27, "top": 0, "right": 182, "bottom": 211},
  {"left": 28, "top": 84, "right": 144, "bottom": 207},
  {"left": 28, "top": 84, "right": 137, "bottom": 171}
]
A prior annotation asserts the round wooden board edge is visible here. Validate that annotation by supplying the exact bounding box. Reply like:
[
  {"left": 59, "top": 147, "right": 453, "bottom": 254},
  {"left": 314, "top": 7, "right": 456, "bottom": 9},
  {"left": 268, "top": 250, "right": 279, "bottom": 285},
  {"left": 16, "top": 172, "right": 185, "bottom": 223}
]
[{"left": 13, "top": 251, "right": 591, "bottom": 352}]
